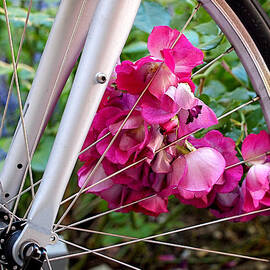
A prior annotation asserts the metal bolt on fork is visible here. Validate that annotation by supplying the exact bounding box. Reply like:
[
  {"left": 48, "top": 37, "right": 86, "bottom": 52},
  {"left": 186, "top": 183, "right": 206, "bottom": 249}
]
[{"left": 95, "top": 72, "right": 107, "bottom": 84}]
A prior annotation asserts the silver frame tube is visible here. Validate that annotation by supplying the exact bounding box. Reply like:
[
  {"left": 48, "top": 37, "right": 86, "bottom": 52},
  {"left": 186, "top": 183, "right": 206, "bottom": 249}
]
[
  {"left": 13, "top": 0, "right": 141, "bottom": 264},
  {"left": 0, "top": 0, "right": 99, "bottom": 205}
]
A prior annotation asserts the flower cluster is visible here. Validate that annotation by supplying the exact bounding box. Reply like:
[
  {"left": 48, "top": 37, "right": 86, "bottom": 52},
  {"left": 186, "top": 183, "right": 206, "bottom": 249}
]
[{"left": 78, "top": 26, "right": 270, "bottom": 221}]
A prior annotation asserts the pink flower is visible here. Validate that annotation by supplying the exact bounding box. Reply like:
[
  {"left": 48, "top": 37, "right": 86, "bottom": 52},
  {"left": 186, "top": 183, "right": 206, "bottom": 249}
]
[
  {"left": 148, "top": 26, "right": 204, "bottom": 77},
  {"left": 242, "top": 130, "right": 270, "bottom": 165},
  {"left": 79, "top": 159, "right": 170, "bottom": 216},
  {"left": 240, "top": 131, "right": 270, "bottom": 220},
  {"left": 116, "top": 56, "right": 178, "bottom": 99},
  {"left": 116, "top": 26, "right": 203, "bottom": 125},
  {"left": 242, "top": 165, "right": 270, "bottom": 212},
  {"left": 98, "top": 184, "right": 168, "bottom": 216},
  {"left": 94, "top": 107, "right": 161, "bottom": 165},
  {"left": 168, "top": 146, "right": 226, "bottom": 207}
]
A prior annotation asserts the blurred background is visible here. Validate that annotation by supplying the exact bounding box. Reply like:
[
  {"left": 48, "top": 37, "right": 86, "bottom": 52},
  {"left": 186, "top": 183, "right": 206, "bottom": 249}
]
[{"left": 1, "top": 0, "right": 270, "bottom": 269}]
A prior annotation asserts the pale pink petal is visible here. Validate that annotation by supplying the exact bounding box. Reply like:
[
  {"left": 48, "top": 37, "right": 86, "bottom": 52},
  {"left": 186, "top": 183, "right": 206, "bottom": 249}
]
[
  {"left": 78, "top": 163, "right": 113, "bottom": 193},
  {"left": 242, "top": 130, "right": 270, "bottom": 165},
  {"left": 245, "top": 164, "right": 270, "bottom": 193},
  {"left": 151, "top": 150, "right": 173, "bottom": 174},
  {"left": 148, "top": 63, "right": 178, "bottom": 100},
  {"left": 179, "top": 147, "right": 226, "bottom": 193},
  {"left": 165, "top": 83, "right": 197, "bottom": 110}
]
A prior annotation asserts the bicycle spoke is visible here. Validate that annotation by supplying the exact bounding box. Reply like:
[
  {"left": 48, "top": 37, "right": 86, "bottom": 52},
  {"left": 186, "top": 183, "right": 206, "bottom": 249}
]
[
  {"left": 4, "top": 179, "right": 42, "bottom": 206},
  {"left": 76, "top": 47, "right": 235, "bottom": 157},
  {"left": 0, "top": 0, "right": 33, "bottom": 138},
  {"left": 51, "top": 235, "right": 269, "bottom": 263},
  {"left": 78, "top": 131, "right": 111, "bottom": 155},
  {"left": 55, "top": 194, "right": 157, "bottom": 233},
  {"left": 59, "top": 238, "right": 141, "bottom": 270},
  {"left": 56, "top": 145, "right": 268, "bottom": 233},
  {"left": 45, "top": 252, "right": 53, "bottom": 270},
  {"left": 0, "top": 203, "right": 22, "bottom": 221},
  {"left": 2, "top": 0, "right": 36, "bottom": 232},
  {"left": 192, "top": 47, "right": 234, "bottom": 78}
]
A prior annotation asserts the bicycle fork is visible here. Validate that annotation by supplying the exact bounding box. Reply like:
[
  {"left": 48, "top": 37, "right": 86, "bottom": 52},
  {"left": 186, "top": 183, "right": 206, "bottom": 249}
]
[{"left": 0, "top": 0, "right": 141, "bottom": 267}]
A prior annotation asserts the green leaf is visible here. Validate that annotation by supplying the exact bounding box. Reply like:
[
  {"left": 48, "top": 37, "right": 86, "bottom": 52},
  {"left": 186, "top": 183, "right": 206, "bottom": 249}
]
[
  {"left": 198, "top": 34, "right": 224, "bottom": 51},
  {"left": 183, "top": 30, "right": 199, "bottom": 46},
  {"left": 0, "top": 137, "right": 12, "bottom": 152},
  {"left": 32, "top": 136, "right": 54, "bottom": 172},
  {"left": 199, "top": 94, "right": 210, "bottom": 105},
  {"left": 194, "top": 21, "right": 219, "bottom": 35},
  {"left": 232, "top": 63, "right": 249, "bottom": 85},
  {"left": 134, "top": 1, "right": 171, "bottom": 33},
  {"left": 0, "top": 61, "right": 35, "bottom": 80},
  {"left": 204, "top": 80, "right": 226, "bottom": 98},
  {"left": 0, "top": 7, "right": 54, "bottom": 27},
  {"left": 123, "top": 41, "right": 148, "bottom": 54},
  {"left": 222, "top": 87, "right": 256, "bottom": 102}
]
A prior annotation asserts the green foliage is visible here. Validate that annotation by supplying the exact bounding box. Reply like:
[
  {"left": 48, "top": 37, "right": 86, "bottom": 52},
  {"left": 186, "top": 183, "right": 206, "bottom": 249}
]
[{"left": 134, "top": 1, "right": 171, "bottom": 33}]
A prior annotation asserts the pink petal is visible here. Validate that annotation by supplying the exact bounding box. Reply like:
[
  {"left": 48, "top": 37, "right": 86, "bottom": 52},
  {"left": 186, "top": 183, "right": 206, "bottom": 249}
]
[
  {"left": 165, "top": 83, "right": 197, "bottom": 110},
  {"left": 148, "top": 26, "right": 180, "bottom": 59},
  {"left": 177, "top": 100, "right": 218, "bottom": 138},
  {"left": 242, "top": 130, "right": 270, "bottom": 165},
  {"left": 141, "top": 103, "right": 177, "bottom": 124},
  {"left": 138, "top": 195, "right": 168, "bottom": 216},
  {"left": 78, "top": 162, "right": 113, "bottom": 193},
  {"left": 245, "top": 164, "right": 270, "bottom": 193},
  {"left": 179, "top": 147, "right": 226, "bottom": 193}
]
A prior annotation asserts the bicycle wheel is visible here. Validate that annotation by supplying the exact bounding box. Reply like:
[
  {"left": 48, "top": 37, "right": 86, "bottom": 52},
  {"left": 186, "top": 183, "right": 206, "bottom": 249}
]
[{"left": 0, "top": 0, "right": 270, "bottom": 269}]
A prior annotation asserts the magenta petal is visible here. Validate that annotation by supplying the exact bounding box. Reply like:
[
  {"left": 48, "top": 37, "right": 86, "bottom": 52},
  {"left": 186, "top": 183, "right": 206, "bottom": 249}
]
[
  {"left": 138, "top": 195, "right": 168, "bottom": 216},
  {"left": 242, "top": 130, "right": 270, "bottom": 164},
  {"left": 78, "top": 163, "right": 113, "bottom": 193},
  {"left": 148, "top": 64, "right": 178, "bottom": 100},
  {"left": 148, "top": 26, "right": 180, "bottom": 59},
  {"left": 179, "top": 147, "right": 226, "bottom": 193},
  {"left": 168, "top": 35, "right": 204, "bottom": 76},
  {"left": 242, "top": 180, "right": 258, "bottom": 212},
  {"left": 109, "top": 112, "right": 144, "bottom": 135},
  {"left": 178, "top": 100, "right": 218, "bottom": 137},
  {"left": 142, "top": 105, "right": 177, "bottom": 124}
]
